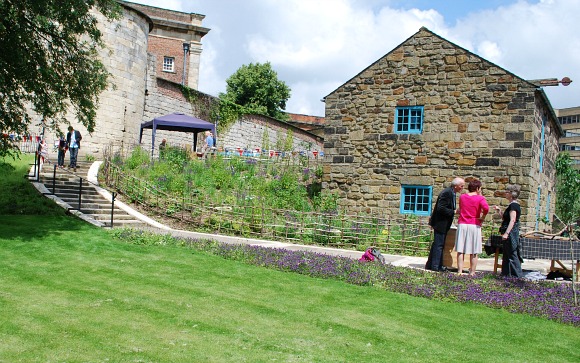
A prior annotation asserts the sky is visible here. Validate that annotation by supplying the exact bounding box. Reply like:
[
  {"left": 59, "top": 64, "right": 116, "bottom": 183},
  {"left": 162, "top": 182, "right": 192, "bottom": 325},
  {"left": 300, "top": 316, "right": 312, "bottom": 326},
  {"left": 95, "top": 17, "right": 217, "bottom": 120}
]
[{"left": 134, "top": 0, "right": 579, "bottom": 117}]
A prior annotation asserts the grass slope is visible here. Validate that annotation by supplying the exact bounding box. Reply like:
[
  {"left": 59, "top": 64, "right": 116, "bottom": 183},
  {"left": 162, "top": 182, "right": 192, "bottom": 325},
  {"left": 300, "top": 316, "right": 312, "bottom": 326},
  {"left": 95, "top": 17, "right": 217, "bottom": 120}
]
[
  {"left": 1, "top": 216, "right": 579, "bottom": 362},
  {"left": 0, "top": 154, "right": 65, "bottom": 216}
]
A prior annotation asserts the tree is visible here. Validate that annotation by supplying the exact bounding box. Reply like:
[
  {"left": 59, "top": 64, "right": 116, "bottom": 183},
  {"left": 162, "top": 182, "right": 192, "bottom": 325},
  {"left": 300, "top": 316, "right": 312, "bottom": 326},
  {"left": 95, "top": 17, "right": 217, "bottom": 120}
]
[
  {"left": 0, "top": 0, "right": 120, "bottom": 158},
  {"left": 220, "top": 62, "right": 291, "bottom": 121},
  {"left": 555, "top": 153, "right": 580, "bottom": 230},
  {"left": 555, "top": 152, "right": 580, "bottom": 305}
]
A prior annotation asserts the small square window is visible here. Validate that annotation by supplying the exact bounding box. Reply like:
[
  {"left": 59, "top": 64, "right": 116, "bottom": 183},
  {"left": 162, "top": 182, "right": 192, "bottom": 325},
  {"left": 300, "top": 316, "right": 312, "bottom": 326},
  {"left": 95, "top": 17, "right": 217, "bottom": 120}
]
[
  {"left": 163, "top": 57, "right": 175, "bottom": 72},
  {"left": 400, "top": 185, "right": 432, "bottom": 216},
  {"left": 395, "top": 106, "right": 424, "bottom": 134}
]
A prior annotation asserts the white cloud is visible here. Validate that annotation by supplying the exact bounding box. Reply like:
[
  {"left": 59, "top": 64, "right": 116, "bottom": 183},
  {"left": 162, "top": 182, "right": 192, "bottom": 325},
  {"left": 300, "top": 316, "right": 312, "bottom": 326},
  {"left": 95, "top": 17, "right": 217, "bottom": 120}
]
[{"left": 476, "top": 41, "right": 502, "bottom": 64}]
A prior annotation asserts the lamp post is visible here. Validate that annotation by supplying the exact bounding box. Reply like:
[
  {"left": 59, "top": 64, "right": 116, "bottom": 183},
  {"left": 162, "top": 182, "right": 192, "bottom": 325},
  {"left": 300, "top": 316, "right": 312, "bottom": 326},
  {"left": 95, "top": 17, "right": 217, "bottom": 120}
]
[{"left": 182, "top": 41, "right": 190, "bottom": 86}]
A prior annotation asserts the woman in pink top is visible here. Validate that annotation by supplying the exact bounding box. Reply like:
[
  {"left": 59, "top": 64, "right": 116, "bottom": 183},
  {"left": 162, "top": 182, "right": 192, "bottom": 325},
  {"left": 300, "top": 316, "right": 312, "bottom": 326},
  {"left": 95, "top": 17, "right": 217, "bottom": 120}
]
[{"left": 455, "top": 179, "right": 489, "bottom": 275}]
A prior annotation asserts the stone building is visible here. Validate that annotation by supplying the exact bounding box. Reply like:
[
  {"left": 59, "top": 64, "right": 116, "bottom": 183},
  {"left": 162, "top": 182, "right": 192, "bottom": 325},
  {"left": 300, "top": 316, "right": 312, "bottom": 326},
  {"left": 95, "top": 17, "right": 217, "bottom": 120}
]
[
  {"left": 36, "top": 1, "right": 320, "bottom": 160},
  {"left": 120, "top": 1, "right": 209, "bottom": 89},
  {"left": 323, "top": 27, "right": 562, "bottom": 231},
  {"left": 556, "top": 106, "right": 580, "bottom": 169}
]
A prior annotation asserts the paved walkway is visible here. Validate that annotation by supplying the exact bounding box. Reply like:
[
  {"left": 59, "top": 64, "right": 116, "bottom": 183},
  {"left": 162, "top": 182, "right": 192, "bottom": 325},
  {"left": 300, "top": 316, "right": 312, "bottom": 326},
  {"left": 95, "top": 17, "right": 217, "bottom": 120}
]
[{"left": 33, "top": 161, "right": 554, "bottom": 276}]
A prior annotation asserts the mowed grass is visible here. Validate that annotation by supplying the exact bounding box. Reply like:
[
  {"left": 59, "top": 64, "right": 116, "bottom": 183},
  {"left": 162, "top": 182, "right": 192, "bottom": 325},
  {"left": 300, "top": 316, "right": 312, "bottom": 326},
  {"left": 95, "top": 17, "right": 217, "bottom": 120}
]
[
  {"left": 1, "top": 155, "right": 579, "bottom": 361},
  {"left": 0, "top": 154, "right": 66, "bottom": 216},
  {"left": 1, "top": 216, "right": 579, "bottom": 362}
]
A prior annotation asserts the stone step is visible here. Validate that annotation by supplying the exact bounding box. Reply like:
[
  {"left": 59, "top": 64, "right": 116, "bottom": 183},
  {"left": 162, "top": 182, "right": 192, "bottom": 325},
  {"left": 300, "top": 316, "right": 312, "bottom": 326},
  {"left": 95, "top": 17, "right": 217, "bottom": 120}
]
[
  {"left": 64, "top": 201, "right": 116, "bottom": 209},
  {"left": 49, "top": 190, "right": 102, "bottom": 198},
  {"left": 35, "top": 161, "right": 151, "bottom": 230},
  {"left": 84, "top": 212, "right": 139, "bottom": 221},
  {"left": 101, "top": 220, "right": 149, "bottom": 228}
]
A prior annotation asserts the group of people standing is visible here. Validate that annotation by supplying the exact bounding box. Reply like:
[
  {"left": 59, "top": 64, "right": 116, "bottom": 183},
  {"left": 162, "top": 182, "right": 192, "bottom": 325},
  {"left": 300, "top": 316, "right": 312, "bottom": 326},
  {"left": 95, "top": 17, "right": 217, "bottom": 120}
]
[
  {"left": 38, "top": 125, "right": 82, "bottom": 172},
  {"left": 426, "top": 177, "right": 523, "bottom": 277}
]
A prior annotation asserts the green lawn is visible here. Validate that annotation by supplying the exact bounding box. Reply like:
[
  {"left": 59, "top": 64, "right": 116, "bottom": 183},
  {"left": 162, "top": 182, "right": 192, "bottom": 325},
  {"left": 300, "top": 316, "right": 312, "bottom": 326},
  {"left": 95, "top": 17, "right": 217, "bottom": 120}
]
[
  {"left": 1, "top": 155, "right": 579, "bottom": 362},
  {"left": 1, "top": 215, "right": 579, "bottom": 362}
]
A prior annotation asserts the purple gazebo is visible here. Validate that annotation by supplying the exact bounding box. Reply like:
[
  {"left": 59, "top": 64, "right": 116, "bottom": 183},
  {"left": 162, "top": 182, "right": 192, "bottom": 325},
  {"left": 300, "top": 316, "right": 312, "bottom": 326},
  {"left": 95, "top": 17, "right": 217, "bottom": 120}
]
[{"left": 139, "top": 113, "right": 216, "bottom": 157}]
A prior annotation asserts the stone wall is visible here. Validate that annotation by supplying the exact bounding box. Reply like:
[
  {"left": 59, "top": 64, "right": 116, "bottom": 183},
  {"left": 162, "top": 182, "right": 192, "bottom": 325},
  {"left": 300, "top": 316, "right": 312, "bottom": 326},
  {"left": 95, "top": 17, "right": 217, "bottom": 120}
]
[
  {"left": 219, "top": 114, "right": 323, "bottom": 152},
  {"left": 71, "top": 4, "right": 151, "bottom": 158},
  {"left": 323, "top": 27, "right": 561, "bottom": 230},
  {"left": 140, "top": 75, "right": 323, "bottom": 155}
]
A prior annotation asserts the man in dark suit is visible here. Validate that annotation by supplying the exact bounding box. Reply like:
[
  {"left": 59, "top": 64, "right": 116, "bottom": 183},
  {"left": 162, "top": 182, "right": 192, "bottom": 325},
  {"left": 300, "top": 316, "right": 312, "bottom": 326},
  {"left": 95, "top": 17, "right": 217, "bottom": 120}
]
[
  {"left": 66, "top": 125, "right": 82, "bottom": 172},
  {"left": 425, "top": 177, "right": 465, "bottom": 271}
]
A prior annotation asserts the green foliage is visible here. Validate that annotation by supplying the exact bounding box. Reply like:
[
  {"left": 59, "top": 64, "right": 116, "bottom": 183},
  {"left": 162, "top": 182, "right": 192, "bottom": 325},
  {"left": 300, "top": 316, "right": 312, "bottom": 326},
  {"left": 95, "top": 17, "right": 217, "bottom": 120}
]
[
  {"left": 163, "top": 145, "right": 189, "bottom": 170},
  {"left": 555, "top": 153, "right": 580, "bottom": 226},
  {"left": 312, "top": 190, "right": 339, "bottom": 213},
  {"left": 180, "top": 85, "right": 244, "bottom": 135},
  {"left": 0, "top": 0, "right": 121, "bottom": 158},
  {"left": 262, "top": 129, "right": 270, "bottom": 151},
  {"left": 113, "top": 152, "right": 326, "bottom": 213},
  {"left": 124, "top": 146, "right": 150, "bottom": 170},
  {"left": 0, "top": 154, "right": 66, "bottom": 215},
  {"left": 275, "top": 130, "right": 284, "bottom": 150},
  {"left": 220, "top": 62, "right": 291, "bottom": 121},
  {"left": 284, "top": 129, "right": 294, "bottom": 151}
]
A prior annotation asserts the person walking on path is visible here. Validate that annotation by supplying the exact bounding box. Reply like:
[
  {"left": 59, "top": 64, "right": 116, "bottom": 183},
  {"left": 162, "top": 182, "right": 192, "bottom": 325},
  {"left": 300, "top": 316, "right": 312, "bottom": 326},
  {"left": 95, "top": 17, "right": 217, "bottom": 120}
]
[
  {"left": 66, "top": 125, "right": 82, "bottom": 172},
  {"left": 425, "top": 177, "right": 465, "bottom": 272},
  {"left": 494, "top": 184, "right": 524, "bottom": 277},
  {"left": 57, "top": 134, "right": 67, "bottom": 168},
  {"left": 38, "top": 138, "right": 49, "bottom": 171},
  {"left": 455, "top": 179, "right": 489, "bottom": 275}
]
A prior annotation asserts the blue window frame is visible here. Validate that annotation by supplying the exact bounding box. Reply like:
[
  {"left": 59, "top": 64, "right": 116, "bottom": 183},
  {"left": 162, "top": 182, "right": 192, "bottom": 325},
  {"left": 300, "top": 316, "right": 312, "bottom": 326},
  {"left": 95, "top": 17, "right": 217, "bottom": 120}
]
[
  {"left": 395, "top": 106, "right": 424, "bottom": 134},
  {"left": 400, "top": 185, "right": 432, "bottom": 216},
  {"left": 539, "top": 114, "right": 546, "bottom": 173}
]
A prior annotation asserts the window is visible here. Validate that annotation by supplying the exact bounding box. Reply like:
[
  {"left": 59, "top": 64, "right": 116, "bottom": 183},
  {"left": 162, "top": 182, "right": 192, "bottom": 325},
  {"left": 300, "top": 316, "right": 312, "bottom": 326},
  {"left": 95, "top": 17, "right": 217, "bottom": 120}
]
[
  {"left": 395, "top": 106, "right": 424, "bottom": 134},
  {"left": 539, "top": 114, "right": 546, "bottom": 173},
  {"left": 400, "top": 185, "right": 432, "bottom": 216},
  {"left": 558, "top": 114, "right": 580, "bottom": 125},
  {"left": 163, "top": 57, "right": 175, "bottom": 72}
]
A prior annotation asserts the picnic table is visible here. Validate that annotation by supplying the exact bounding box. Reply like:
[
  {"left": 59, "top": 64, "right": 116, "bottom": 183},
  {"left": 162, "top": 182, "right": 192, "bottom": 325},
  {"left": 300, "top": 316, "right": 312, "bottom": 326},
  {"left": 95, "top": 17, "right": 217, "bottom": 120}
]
[{"left": 487, "top": 235, "right": 580, "bottom": 280}]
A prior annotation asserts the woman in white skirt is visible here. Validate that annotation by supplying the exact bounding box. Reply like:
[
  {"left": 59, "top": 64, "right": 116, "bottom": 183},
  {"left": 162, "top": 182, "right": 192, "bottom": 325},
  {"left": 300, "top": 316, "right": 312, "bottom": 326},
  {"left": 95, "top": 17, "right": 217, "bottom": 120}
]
[{"left": 455, "top": 179, "right": 489, "bottom": 275}]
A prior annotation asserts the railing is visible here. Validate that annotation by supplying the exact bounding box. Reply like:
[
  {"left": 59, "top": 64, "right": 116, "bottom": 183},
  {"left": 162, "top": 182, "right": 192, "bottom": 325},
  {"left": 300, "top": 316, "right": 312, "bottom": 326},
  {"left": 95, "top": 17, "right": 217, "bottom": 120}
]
[
  {"left": 33, "top": 154, "right": 119, "bottom": 228},
  {"left": 100, "top": 151, "right": 434, "bottom": 255}
]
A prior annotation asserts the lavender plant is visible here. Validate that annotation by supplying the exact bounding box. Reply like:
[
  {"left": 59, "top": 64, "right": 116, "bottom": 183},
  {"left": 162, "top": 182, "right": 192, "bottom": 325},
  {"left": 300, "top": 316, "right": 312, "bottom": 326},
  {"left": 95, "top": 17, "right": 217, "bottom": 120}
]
[{"left": 112, "top": 228, "right": 580, "bottom": 326}]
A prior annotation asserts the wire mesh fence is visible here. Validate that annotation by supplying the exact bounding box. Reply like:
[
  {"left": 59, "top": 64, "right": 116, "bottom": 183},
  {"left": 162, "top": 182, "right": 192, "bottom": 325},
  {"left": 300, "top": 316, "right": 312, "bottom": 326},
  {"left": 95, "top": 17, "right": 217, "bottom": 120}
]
[{"left": 100, "top": 145, "right": 437, "bottom": 255}]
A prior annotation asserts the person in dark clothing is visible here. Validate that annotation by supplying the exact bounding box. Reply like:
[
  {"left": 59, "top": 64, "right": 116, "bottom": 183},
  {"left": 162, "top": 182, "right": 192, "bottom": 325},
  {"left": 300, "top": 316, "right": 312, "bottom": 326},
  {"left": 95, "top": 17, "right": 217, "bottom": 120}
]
[
  {"left": 159, "top": 138, "right": 167, "bottom": 159},
  {"left": 425, "top": 177, "right": 465, "bottom": 271},
  {"left": 57, "top": 134, "right": 67, "bottom": 168},
  {"left": 66, "top": 125, "right": 82, "bottom": 172},
  {"left": 494, "top": 184, "right": 523, "bottom": 277}
]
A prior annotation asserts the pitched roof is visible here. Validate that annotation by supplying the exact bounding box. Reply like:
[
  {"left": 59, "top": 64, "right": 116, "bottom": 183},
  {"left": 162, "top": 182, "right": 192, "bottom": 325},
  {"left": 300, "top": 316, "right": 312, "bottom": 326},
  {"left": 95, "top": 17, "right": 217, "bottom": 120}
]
[{"left": 324, "top": 26, "right": 538, "bottom": 98}]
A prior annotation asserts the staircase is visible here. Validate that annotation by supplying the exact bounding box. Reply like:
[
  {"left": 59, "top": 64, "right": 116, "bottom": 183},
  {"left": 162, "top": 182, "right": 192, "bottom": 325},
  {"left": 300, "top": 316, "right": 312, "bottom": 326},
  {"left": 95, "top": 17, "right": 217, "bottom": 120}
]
[{"left": 35, "top": 161, "right": 148, "bottom": 228}]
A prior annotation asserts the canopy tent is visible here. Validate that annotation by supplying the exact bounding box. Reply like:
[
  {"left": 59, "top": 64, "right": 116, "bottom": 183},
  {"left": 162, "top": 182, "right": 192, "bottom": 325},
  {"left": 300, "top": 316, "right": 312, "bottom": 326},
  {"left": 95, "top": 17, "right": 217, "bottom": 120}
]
[{"left": 139, "top": 113, "right": 216, "bottom": 157}]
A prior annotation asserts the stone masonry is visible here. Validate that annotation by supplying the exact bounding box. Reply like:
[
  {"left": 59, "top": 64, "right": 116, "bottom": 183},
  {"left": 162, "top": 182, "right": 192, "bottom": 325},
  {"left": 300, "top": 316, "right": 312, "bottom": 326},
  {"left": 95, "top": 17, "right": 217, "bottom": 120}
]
[
  {"left": 70, "top": 3, "right": 151, "bottom": 157},
  {"left": 323, "top": 27, "right": 562, "bottom": 230}
]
